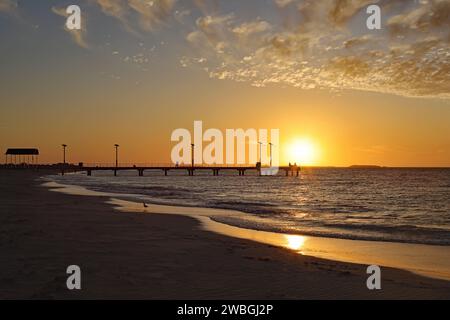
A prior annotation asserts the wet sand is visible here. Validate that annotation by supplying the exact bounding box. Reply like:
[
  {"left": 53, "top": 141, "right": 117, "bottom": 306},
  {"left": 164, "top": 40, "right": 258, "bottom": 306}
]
[{"left": 1, "top": 169, "right": 449, "bottom": 299}]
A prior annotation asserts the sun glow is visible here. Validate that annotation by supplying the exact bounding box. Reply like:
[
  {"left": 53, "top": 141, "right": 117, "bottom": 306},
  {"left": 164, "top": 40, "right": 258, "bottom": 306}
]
[{"left": 287, "top": 139, "right": 318, "bottom": 166}]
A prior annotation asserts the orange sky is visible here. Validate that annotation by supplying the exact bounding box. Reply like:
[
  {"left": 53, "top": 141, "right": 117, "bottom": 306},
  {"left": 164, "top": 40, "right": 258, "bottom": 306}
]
[{"left": 2, "top": 79, "right": 449, "bottom": 167}]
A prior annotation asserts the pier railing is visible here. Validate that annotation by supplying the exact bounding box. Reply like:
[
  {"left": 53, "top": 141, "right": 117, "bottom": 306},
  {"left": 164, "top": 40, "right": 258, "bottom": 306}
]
[
  {"left": 69, "top": 162, "right": 300, "bottom": 177},
  {"left": 81, "top": 163, "right": 267, "bottom": 168}
]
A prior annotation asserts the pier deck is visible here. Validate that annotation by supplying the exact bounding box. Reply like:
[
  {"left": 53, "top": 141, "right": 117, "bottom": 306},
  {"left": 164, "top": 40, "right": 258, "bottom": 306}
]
[{"left": 69, "top": 164, "right": 300, "bottom": 177}]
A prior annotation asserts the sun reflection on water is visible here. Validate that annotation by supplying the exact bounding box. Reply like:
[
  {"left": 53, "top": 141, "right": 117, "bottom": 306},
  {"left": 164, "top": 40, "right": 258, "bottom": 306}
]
[{"left": 285, "top": 235, "right": 306, "bottom": 251}]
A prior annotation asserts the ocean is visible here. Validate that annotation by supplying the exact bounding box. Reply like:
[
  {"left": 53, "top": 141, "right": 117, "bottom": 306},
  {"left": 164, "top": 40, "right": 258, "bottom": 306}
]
[{"left": 47, "top": 167, "right": 450, "bottom": 246}]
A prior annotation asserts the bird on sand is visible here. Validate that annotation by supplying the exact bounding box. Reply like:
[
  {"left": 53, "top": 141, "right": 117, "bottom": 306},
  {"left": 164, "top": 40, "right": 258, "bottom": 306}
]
[{"left": 143, "top": 202, "right": 148, "bottom": 208}]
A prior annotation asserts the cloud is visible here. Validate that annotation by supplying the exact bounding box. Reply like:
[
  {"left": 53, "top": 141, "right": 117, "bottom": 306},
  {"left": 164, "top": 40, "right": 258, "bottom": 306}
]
[
  {"left": 387, "top": 0, "right": 450, "bottom": 36},
  {"left": 343, "top": 35, "right": 373, "bottom": 49},
  {"left": 182, "top": 0, "right": 450, "bottom": 99},
  {"left": 327, "top": 0, "right": 375, "bottom": 26},
  {"left": 93, "top": 0, "right": 176, "bottom": 33},
  {"left": 96, "top": 0, "right": 127, "bottom": 20},
  {"left": 3, "top": 0, "right": 448, "bottom": 99},
  {"left": 232, "top": 20, "right": 271, "bottom": 37},
  {"left": 195, "top": 14, "right": 234, "bottom": 39},
  {"left": 52, "top": 6, "right": 89, "bottom": 49},
  {"left": 186, "top": 14, "right": 236, "bottom": 57},
  {"left": 174, "top": 9, "right": 191, "bottom": 23},
  {"left": 0, "top": 0, "right": 17, "bottom": 14},
  {"left": 129, "top": 0, "right": 175, "bottom": 30},
  {"left": 274, "top": 0, "right": 296, "bottom": 8}
]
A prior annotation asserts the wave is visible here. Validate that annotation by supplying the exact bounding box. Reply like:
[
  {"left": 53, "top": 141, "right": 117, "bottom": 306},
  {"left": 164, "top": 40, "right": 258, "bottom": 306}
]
[
  {"left": 45, "top": 170, "right": 450, "bottom": 246},
  {"left": 210, "top": 216, "right": 450, "bottom": 246},
  {"left": 101, "top": 191, "right": 450, "bottom": 246}
]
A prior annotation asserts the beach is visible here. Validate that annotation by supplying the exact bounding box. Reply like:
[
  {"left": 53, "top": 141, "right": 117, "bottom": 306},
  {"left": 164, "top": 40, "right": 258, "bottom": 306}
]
[{"left": 1, "top": 169, "right": 450, "bottom": 299}]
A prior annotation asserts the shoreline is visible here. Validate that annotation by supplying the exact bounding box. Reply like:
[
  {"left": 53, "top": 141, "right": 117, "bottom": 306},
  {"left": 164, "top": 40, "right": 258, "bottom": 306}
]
[
  {"left": 45, "top": 170, "right": 450, "bottom": 247},
  {"left": 45, "top": 178, "right": 450, "bottom": 281},
  {"left": 1, "top": 170, "right": 450, "bottom": 299}
]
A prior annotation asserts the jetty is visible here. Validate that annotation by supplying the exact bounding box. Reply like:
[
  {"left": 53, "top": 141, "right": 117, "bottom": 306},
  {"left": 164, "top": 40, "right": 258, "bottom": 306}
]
[{"left": 77, "top": 163, "right": 300, "bottom": 177}]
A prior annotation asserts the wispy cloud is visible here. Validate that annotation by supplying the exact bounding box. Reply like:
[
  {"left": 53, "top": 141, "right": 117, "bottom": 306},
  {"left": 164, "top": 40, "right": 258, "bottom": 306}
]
[
  {"left": 52, "top": 6, "right": 88, "bottom": 48},
  {"left": 0, "top": 0, "right": 17, "bottom": 14},
  {"left": 182, "top": 0, "right": 450, "bottom": 99},
  {"left": 94, "top": 0, "right": 176, "bottom": 33},
  {"left": 3, "top": 0, "right": 449, "bottom": 99},
  {"left": 274, "top": 0, "right": 295, "bottom": 8}
]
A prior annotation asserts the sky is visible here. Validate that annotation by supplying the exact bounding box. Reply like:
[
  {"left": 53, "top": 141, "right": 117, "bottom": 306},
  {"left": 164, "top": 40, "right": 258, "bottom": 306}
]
[{"left": 0, "top": 0, "right": 449, "bottom": 166}]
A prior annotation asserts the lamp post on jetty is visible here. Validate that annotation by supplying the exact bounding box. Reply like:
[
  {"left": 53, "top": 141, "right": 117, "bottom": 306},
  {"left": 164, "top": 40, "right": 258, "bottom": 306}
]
[
  {"left": 258, "top": 141, "right": 263, "bottom": 164},
  {"left": 61, "top": 144, "right": 67, "bottom": 175},
  {"left": 191, "top": 143, "right": 195, "bottom": 168},
  {"left": 114, "top": 144, "right": 119, "bottom": 176},
  {"left": 188, "top": 143, "right": 195, "bottom": 176},
  {"left": 269, "top": 143, "right": 273, "bottom": 167},
  {"left": 257, "top": 141, "right": 263, "bottom": 176},
  {"left": 62, "top": 144, "right": 67, "bottom": 165}
]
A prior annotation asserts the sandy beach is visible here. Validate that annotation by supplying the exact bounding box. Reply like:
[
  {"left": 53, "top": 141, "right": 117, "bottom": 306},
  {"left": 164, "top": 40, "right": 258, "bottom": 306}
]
[{"left": 1, "top": 169, "right": 450, "bottom": 299}]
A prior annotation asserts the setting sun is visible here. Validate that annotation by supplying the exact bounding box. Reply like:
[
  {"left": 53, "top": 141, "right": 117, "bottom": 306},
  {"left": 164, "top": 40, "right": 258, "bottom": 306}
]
[{"left": 287, "top": 139, "right": 318, "bottom": 166}]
